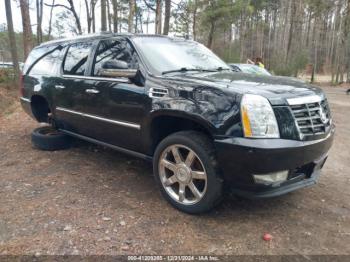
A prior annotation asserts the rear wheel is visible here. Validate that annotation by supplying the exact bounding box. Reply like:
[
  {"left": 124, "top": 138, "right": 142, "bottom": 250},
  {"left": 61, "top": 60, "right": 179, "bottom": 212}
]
[
  {"left": 31, "top": 126, "right": 71, "bottom": 151},
  {"left": 153, "top": 131, "right": 223, "bottom": 214}
]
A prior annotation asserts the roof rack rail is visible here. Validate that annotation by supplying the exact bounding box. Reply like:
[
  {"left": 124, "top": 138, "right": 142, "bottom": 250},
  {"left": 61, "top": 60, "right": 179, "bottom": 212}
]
[{"left": 38, "top": 33, "right": 178, "bottom": 47}]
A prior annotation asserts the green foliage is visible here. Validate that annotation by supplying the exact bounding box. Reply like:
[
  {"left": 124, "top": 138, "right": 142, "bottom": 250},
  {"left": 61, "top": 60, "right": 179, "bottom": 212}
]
[
  {"left": 172, "top": 0, "right": 192, "bottom": 37},
  {"left": 271, "top": 65, "right": 295, "bottom": 77},
  {"left": 271, "top": 51, "right": 309, "bottom": 77},
  {"left": 0, "top": 31, "right": 40, "bottom": 63},
  {"left": 0, "top": 68, "right": 15, "bottom": 84},
  {"left": 306, "top": 0, "right": 334, "bottom": 15},
  {"left": 198, "top": 0, "right": 234, "bottom": 32},
  {"left": 292, "top": 51, "right": 309, "bottom": 75},
  {"left": 0, "top": 31, "right": 25, "bottom": 62},
  {"left": 218, "top": 42, "right": 241, "bottom": 63}
]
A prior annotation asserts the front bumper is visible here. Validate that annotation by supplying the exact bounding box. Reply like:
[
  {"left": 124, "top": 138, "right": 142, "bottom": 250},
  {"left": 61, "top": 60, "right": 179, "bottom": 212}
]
[{"left": 214, "top": 127, "right": 335, "bottom": 198}]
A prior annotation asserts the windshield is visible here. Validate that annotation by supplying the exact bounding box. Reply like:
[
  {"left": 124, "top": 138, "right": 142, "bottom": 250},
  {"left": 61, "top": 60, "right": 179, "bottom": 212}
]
[
  {"left": 132, "top": 37, "right": 230, "bottom": 75},
  {"left": 238, "top": 64, "right": 271, "bottom": 76}
]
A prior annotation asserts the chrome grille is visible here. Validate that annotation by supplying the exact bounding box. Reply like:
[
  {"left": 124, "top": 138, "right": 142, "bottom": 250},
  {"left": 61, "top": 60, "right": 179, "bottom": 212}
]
[{"left": 290, "top": 100, "right": 331, "bottom": 138}]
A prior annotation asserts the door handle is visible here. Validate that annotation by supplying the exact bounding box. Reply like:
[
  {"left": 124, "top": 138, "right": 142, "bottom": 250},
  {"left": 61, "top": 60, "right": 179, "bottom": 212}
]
[
  {"left": 85, "top": 89, "right": 100, "bottom": 94},
  {"left": 55, "top": 85, "right": 65, "bottom": 89}
]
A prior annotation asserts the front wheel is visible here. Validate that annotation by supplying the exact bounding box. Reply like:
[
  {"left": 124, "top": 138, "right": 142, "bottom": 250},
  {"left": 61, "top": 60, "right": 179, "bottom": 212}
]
[{"left": 153, "top": 131, "right": 223, "bottom": 214}]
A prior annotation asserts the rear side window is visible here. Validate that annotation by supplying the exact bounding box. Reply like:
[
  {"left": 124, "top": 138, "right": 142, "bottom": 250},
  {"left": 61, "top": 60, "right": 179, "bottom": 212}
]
[
  {"left": 29, "top": 49, "right": 61, "bottom": 76},
  {"left": 63, "top": 42, "right": 92, "bottom": 76}
]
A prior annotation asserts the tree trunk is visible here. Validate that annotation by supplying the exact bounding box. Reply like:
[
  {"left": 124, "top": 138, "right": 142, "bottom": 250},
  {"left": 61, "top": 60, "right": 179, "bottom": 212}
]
[
  {"left": 66, "top": 0, "right": 82, "bottom": 34},
  {"left": 346, "top": 0, "right": 350, "bottom": 82},
  {"left": 36, "top": 0, "right": 44, "bottom": 44},
  {"left": 306, "top": 9, "right": 312, "bottom": 47},
  {"left": 135, "top": 10, "right": 138, "bottom": 33},
  {"left": 128, "top": 0, "right": 135, "bottom": 33},
  {"left": 112, "top": 0, "right": 118, "bottom": 33},
  {"left": 48, "top": 0, "right": 55, "bottom": 39},
  {"left": 92, "top": 0, "right": 96, "bottom": 33},
  {"left": 286, "top": 0, "right": 296, "bottom": 62},
  {"left": 84, "top": 0, "right": 92, "bottom": 33},
  {"left": 338, "top": 0, "right": 350, "bottom": 83},
  {"left": 207, "top": 20, "right": 215, "bottom": 49},
  {"left": 146, "top": 9, "right": 150, "bottom": 34},
  {"left": 5, "top": 0, "right": 20, "bottom": 79},
  {"left": 155, "top": 0, "right": 162, "bottom": 34},
  {"left": 101, "top": 0, "right": 107, "bottom": 31},
  {"left": 107, "top": 0, "right": 112, "bottom": 31},
  {"left": 163, "top": 0, "right": 171, "bottom": 35},
  {"left": 138, "top": 11, "right": 143, "bottom": 33},
  {"left": 19, "top": 0, "right": 33, "bottom": 59},
  {"left": 192, "top": 0, "right": 197, "bottom": 40}
]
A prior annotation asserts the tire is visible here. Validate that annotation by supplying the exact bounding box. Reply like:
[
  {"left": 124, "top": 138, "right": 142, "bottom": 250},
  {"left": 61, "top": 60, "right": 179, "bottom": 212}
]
[
  {"left": 31, "top": 126, "right": 71, "bottom": 151},
  {"left": 153, "top": 131, "right": 223, "bottom": 214}
]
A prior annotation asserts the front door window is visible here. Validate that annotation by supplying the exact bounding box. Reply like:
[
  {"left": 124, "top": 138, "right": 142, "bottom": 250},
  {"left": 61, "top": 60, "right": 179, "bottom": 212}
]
[{"left": 93, "top": 39, "right": 139, "bottom": 77}]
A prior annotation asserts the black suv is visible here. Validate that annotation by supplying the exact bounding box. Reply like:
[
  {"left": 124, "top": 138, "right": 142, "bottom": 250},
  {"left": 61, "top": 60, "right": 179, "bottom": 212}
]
[{"left": 20, "top": 33, "right": 335, "bottom": 214}]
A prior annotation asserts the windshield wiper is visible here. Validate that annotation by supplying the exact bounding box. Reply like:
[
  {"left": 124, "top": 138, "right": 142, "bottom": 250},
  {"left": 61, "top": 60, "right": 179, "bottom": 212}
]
[
  {"left": 162, "top": 67, "right": 216, "bottom": 75},
  {"left": 208, "top": 67, "right": 231, "bottom": 72}
]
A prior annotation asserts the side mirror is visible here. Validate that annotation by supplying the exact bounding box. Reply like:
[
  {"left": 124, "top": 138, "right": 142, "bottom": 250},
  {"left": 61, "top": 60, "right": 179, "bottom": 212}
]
[
  {"left": 102, "top": 59, "right": 128, "bottom": 70},
  {"left": 99, "top": 59, "right": 137, "bottom": 78}
]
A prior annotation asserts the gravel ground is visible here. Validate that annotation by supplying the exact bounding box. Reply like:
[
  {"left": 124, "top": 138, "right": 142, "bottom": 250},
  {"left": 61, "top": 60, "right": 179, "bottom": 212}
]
[{"left": 0, "top": 86, "right": 349, "bottom": 255}]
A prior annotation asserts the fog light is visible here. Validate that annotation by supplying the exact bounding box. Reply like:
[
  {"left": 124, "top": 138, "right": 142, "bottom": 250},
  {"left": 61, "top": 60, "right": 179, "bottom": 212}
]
[{"left": 253, "top": 171, "right": 289, "bottom": 186}]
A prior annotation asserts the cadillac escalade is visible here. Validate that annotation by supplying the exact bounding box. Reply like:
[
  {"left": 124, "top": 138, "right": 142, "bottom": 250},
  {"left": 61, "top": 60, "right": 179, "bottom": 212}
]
[{"left": 20, "top": 33, "right": 335, "bottom": 213}]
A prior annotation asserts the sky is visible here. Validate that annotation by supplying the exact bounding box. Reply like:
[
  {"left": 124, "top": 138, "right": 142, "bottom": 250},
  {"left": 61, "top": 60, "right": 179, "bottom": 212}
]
[
  {"left": 0, "top": 0, "right": 161, "bottom": 37},
  {"left": 1, "top": 0, "right": 56, "bottom": 33}
]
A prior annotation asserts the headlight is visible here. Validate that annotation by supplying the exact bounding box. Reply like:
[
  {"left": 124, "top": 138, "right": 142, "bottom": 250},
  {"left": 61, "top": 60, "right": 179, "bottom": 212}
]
[{"left": 241, "top": 94, "right": 280, "bottom": 138}]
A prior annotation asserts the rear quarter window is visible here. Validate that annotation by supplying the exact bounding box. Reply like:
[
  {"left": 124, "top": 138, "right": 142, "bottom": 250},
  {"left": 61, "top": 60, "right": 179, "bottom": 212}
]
[
  {"left": 28, "top": 48, "right": 62, "bottom": 76},
  {"left": 23, "top": 46, "right": 57, "bottom": 75}
]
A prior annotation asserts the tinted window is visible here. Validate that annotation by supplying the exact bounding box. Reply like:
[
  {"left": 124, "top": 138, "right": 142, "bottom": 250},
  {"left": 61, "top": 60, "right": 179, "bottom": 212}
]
[
  {"left": 29, "top": 49, "right": 61, "bottom": 76},
  {"left": 93, "top": 39, "right": 138, "bottom": 76},
  {"left": 63, "top": 42, "right": 92, "bottom": 75},
  {"left": 23, "top": 45, "right": 57, "bottom": 74}
]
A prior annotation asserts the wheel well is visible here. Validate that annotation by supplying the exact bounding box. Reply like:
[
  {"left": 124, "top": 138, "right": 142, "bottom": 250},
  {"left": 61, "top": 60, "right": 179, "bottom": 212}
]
[
  {"left": 150, "top": 115, "right": 212, "bottom": 153},
  {"left": 31, "top": 95, "right": 50, "bottom": 123}
]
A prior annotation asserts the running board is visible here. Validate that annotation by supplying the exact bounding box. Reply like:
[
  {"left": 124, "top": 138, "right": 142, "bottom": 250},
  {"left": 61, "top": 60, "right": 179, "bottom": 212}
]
[{"left": 59, "top": 129, "right": 153, "bottom": 162}]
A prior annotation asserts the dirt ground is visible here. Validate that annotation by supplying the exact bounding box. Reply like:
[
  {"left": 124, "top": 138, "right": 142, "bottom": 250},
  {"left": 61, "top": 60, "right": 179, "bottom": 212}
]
[{"left": 0, "top": 86, "right": 349, "bottom": 256}]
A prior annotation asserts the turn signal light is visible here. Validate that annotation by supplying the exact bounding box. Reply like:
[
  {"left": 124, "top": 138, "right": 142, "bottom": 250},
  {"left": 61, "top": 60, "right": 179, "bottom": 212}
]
[{"left": 253, "top": 171, "right": 289, "bottom": 186}]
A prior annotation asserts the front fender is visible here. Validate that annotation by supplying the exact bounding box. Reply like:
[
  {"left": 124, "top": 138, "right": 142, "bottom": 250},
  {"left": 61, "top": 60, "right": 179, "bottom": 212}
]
[
  {"left": 148, "top": 86, "right": 242, "bottom": 137},
  {"left": 141, "top": 77, "right": 244, "bottom": 154},
  {"left": 147, "top": 108, "right": 216, "bottom": 134}
]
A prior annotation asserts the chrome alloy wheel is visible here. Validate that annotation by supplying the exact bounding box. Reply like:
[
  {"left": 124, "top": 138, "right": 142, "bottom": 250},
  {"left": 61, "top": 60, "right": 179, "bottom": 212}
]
[{"left": 158, "top": 144, "right": 208, "bottom": 205}]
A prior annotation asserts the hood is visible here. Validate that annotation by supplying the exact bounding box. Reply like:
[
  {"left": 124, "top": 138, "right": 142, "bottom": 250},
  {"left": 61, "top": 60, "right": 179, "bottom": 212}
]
[{"left": 167, "top": 71, "right": 324, "bottom": 105}]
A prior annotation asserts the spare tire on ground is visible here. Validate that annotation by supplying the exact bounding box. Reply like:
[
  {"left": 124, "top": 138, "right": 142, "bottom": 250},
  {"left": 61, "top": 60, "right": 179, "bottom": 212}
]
[{"left": 31, "top": 126, "right": 71, "bottom": 151}]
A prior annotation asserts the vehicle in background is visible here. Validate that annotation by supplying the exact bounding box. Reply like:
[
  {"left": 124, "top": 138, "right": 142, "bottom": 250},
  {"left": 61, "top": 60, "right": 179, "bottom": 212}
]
[
  {"left": 0, "top": 62, "right": 14, "bottom": 69},
  {"left": 229, "top": 63, "right": 308, "bottom": 84},
  {"left": 0, "top": 62, "right": 24, "bottom": 71},
  {"left": 229, "top": 63, "right": 271, "bottom": 76}
]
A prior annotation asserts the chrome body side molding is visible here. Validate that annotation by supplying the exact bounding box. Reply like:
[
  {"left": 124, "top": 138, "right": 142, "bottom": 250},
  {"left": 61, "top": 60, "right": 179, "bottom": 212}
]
[{"left": 56, "top": 107, "right": 141, "bottom": 130}]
